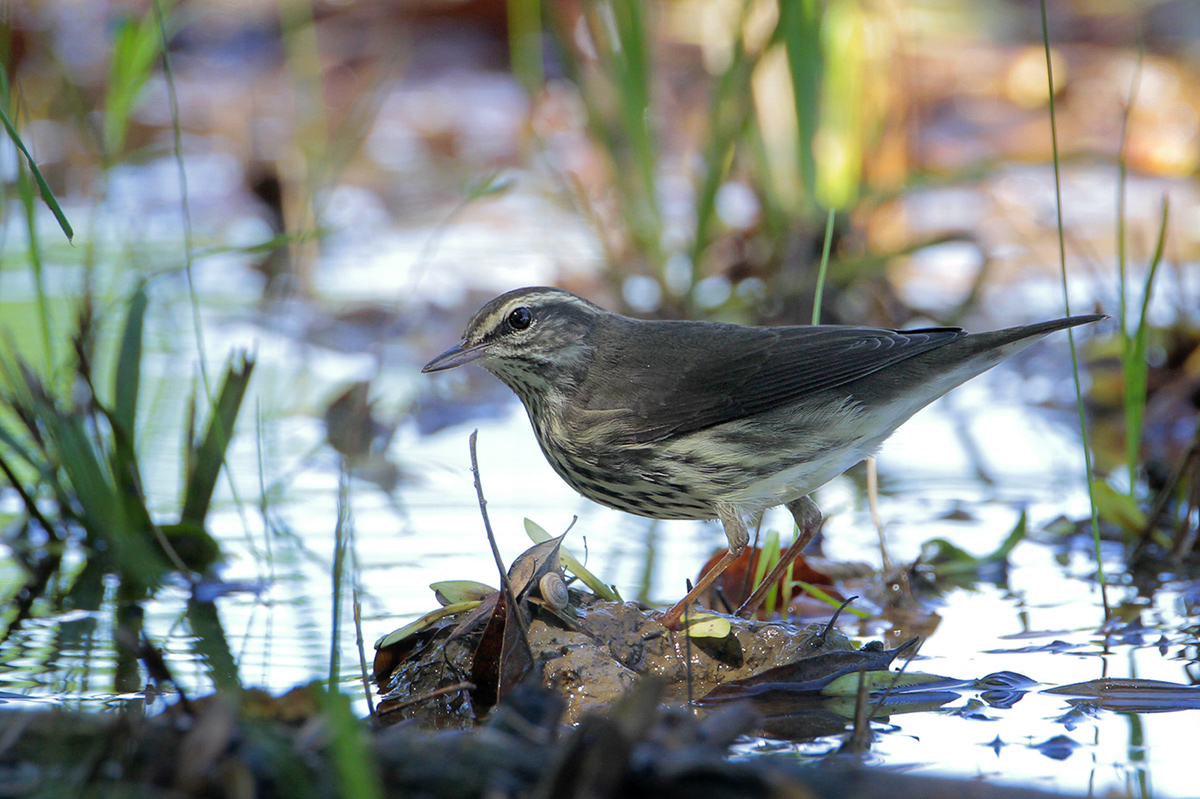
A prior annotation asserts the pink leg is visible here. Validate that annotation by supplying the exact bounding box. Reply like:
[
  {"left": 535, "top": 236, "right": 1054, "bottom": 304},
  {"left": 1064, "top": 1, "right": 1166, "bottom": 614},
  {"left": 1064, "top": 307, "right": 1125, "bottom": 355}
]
[
  {"left": 735, "top": 496, "right": 822, "bottom": 619},
  {"left": 659, "top": 506, "right": 747, "bottom": 629}
]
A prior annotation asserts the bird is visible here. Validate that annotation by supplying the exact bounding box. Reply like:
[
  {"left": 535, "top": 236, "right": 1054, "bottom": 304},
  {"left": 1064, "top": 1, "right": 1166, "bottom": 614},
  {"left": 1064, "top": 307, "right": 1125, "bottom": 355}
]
[{"left": 423, "top": 286, "right": 1104, "bottom": 627}]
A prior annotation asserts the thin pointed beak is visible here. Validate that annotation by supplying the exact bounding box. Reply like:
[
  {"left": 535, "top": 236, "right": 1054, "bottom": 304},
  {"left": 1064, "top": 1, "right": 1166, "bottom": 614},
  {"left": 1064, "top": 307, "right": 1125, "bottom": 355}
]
[{"left": 422, "top": 342, "right": 490, "bottom": 373}]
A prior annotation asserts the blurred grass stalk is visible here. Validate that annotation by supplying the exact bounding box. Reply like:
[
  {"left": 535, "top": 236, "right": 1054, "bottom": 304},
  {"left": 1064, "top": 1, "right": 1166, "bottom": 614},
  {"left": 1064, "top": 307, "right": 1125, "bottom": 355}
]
[
  {"left": 508, "top": 0, "right": 544, "bottom": 94},
  {"left": 330, "top": 467, "right": 355, "bottom": 693},
  {"left": 1113, "top": 49, "right": 1167, "bottom": 503},
  {"left": 103, "top": 1, "right": 175, "bottom": 164},
  {"left": 530, "top": 0, "right": 884, "bottom": 312},
  {"left": 1, "top": 55, "right": 75, "bottom": 373},
  {"left": 1118, "top": 201, "right": 1167, "bottom": 497},
  {"left": 1038, "top": 0, "right": 1110, "bottom": 616}
]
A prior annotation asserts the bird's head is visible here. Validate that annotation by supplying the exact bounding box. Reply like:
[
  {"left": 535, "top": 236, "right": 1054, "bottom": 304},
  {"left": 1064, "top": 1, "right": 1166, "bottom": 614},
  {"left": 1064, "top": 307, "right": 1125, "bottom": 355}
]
[{"left": 422, "top": 287, "right": 603, "bottom": 397}]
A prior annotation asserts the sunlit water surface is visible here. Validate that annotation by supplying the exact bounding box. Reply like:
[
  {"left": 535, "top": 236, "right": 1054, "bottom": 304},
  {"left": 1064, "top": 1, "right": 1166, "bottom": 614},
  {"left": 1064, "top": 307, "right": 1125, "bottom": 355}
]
[{"left": 1, "top": 198, "right": 1197, "bottom": 798}]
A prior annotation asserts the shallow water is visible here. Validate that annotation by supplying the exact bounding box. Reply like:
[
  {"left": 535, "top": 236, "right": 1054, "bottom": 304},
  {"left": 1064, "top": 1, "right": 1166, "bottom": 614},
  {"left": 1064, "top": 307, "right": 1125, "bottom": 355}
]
[
  {"left": 1, "top": 164, "right": 1197, "bottom": 797},
  {"left": 4, "top": 4, "right": 1199, "bottom": 792},
  {"left": 3, "top": 278, "right": 1195, "bottom": 797}
]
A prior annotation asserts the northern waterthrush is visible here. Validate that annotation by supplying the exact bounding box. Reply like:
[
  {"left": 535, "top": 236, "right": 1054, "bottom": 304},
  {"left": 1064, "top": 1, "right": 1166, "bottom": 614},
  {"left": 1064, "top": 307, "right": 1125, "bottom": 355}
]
[{"left": 424, "top": 287, "right": 1103, "bottom": 626}]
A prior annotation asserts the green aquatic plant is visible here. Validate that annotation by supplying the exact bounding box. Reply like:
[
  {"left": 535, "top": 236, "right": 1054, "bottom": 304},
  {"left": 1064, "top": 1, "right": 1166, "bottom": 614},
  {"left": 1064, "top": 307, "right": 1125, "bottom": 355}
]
[{"left": 0, "top": 286, "right": 254, "bottom": 691}]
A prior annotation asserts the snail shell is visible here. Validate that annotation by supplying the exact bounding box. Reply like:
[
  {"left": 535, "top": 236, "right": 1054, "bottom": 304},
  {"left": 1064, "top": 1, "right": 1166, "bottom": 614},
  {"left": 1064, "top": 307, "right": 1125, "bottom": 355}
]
[{"left": 539, "top": 572, "right": 570, "bottom": 611}]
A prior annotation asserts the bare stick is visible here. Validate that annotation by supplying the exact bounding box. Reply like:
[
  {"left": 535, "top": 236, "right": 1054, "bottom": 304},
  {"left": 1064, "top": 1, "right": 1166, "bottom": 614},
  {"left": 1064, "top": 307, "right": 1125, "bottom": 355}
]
[
  {"left": 469, "top": 430, "right": 534, "bottom": 663},
  {"left": 353, "top": 590, "right": 376, "bottom": 717},
  {"left": 378, "top": 682, "right": 477, "bottom": 715}
]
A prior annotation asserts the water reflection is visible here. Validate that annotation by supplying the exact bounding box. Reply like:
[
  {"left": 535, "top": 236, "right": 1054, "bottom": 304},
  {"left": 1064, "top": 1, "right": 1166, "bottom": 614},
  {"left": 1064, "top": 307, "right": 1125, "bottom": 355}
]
[{"left": 1, "top": 277, "right": 1196, "bottom": 795}]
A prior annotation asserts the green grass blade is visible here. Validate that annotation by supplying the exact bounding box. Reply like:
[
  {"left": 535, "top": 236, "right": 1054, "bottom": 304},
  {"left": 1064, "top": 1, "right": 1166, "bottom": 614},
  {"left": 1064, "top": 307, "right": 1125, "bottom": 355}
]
[
  {"left": 812, "top": 207, "right": 835, "bottom": 324},
  {"left": 113, "top": 285, "right": 148, "bottom": 444},
  {"left": 814, "top": 0, "right": 865, "bottom": 210},
  {"left": 608, "top": 0, "right": 658, "bottom": 225},
  {"left": 320, "top": 687, "right": 384, "bottom": 799},
  {"left": 330, "top": 469, "right": 350, "bottom": 692},
  {"left": 751, "top": 530, "right": 780, "bottom": 615},
  {"left": 794, "top": 581, "right": 870, "bottom": 619},
  {"left": 104, "top": 8, "right": 165, "bottom": 159},
  {"left": 0, "top": 416, "right": 43, "bottom": 472},
  {"left": 14, "top": 168, "right": 55, "bottom": 369},
  {"left": 778, "top": 0, "right": 823, "bottom": 215},
  {"left": 152, "top": 0, "right": 214, "bottom": 404},
  {"left": 181, "top": 354, "right": 255, "bottom": 526},
  {"left": 571, "top": 0, "right": 663, "bottom": 273},
  {"left": 690, "top": 4, "right": 759, "bottom": 275},
  {"left": 47, "top": 414, "right": 166, "bottom": 590},
  {"left": 1115, "top": 47, "right": 1143, "bottom": 492},
  {"left": 1114, "top": 50, "right": 1141, "bottom": 345},
  {"left": 186, "top": 597, "right": 243, "bottom": 690},
  {"left": 507, "top": 0, "right": 544, "bottom": 95},
  {"left": 1123, "top": 198, "right": 1169, "bottom": 489},
  {"left": 0, "top": 102, "right": 74, "bottom": 242}
]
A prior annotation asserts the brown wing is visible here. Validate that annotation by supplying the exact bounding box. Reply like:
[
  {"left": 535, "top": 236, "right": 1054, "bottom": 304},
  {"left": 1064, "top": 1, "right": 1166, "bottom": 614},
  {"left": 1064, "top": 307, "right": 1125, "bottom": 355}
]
[{"left": 575, "top": 318, "right": 966, "bottom": 443}]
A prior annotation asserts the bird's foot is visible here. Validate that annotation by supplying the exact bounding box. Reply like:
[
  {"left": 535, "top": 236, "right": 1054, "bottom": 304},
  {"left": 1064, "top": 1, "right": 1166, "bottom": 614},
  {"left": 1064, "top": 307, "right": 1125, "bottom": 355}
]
[{"left": 658, "top": 547, "right": 740, "bottom": 629}]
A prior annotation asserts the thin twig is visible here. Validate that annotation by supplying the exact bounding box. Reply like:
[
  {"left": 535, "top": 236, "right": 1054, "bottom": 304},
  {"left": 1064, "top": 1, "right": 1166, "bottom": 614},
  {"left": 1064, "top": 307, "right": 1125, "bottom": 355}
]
[
  {"left": 329, "top": 465, "right": 351, "bottom": 693},
  {"left": 353, "top": 590, "right": 376, "bottom": 717},
  {"left": 866, "top": 457, "right": 890, "bottom": 568},
  {"left": 468, "top": 430, "right": 535, "bottom": 664},
  {"left": 377, "top": 682, "right": 477, "bottom": 715},
  {"left": 1136, "top": 422, "right": 1200, "bottom": 555},
  {"left": 683, "top": 580, "right": 695, "bottom": 710}
]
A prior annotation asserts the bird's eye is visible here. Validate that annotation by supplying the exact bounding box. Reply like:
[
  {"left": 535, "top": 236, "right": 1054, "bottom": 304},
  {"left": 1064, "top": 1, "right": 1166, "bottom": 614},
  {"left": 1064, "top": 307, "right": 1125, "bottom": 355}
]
[{"left": 507, "top": 307, "right": 533, "bottom": 331}]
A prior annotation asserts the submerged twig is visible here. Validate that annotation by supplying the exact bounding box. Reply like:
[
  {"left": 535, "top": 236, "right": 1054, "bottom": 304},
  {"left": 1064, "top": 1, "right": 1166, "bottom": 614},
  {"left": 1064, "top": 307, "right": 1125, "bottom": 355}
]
[{"left": 839, "top": 665, "right": 872, "bottom": 755}]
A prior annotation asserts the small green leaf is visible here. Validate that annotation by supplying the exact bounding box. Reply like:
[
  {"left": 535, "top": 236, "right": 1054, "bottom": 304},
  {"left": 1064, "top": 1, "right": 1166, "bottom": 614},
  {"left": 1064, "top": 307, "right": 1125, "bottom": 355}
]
[
  {"left": 1091, "top": 478, "right": 1147, "bottom": 535},
  {"left": 987, "top": 511, "right": 1027, "bottom": 562},
  {"left": 431, "top": 580, "right": 496, "bottom": 606},
  {"left": 682, "top": 612, "right": 732, "bottom": 639},
  {"left": 794, "top": 582, "right": 870, "bottom": 619},
  {"left": 822, "top": 669, "right": 949, "bottom": 697},
  {"left": 374, "top": 601, "right": 482, "bottom": 650}
]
